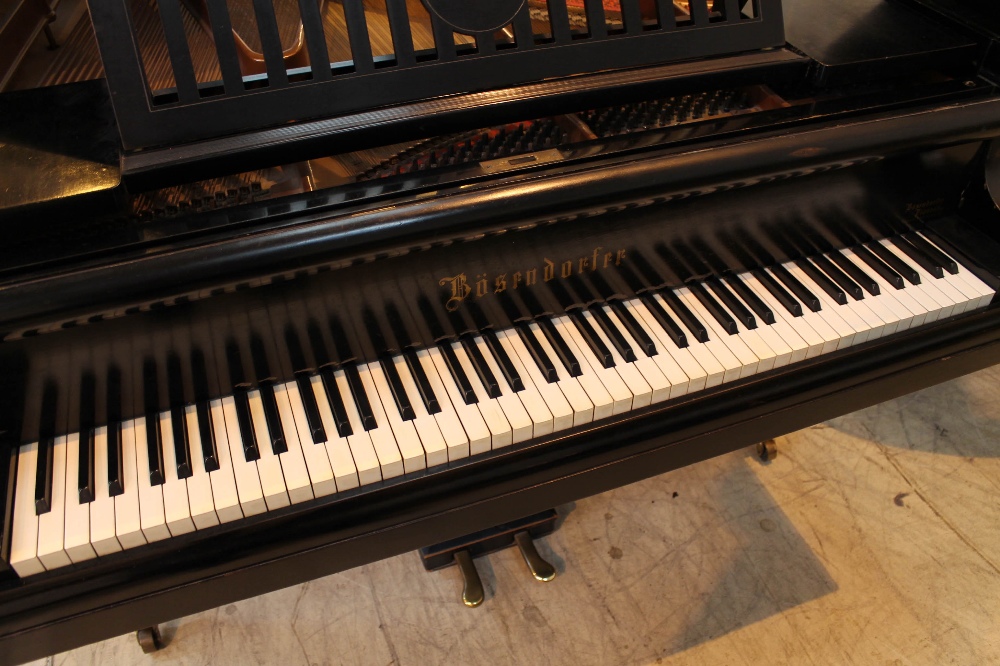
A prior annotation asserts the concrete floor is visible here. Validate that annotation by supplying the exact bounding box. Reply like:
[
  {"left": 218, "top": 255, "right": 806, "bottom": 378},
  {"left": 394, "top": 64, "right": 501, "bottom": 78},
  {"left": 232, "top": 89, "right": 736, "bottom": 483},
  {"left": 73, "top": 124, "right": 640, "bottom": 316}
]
[{"left": 31, "top": 364, "right": 1000, "bottom": 666}]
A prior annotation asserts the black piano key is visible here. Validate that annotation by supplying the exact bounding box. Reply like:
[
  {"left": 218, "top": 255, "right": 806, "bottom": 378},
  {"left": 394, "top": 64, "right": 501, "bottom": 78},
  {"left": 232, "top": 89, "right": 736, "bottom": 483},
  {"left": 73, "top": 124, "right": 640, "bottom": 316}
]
[
  {"left": 538, "top": 317, "right": 582, "bottom": 377},
  {"left": 143, "top": 360, "right": 166, "bottom": 485},
  {"left": 249, "top": 334, "right": 276, "bottom": 381},
  {"left": 167, "top": 355, "right": 192, "bottom": 478},
  {"left": 723, "top": 275, "right": 774, "bottom": 325},
  {"left": 34, "top": 437, "right": 54, "bottom": 515},
  {"left": 195, "top": 401, "right": 220, "bottom": 472},
  {"left": 891, "top": 236, "right": 943, "bottom": 279},
  {"left": 706, "top": 278, "right": 757, "bottom": 329},
  {"left": 106, "top": 367, "right": 124, "bottom": 495},
  {"left": 462, "top": 337, "right": 503, "bottom": 398},
  {"left": 295, "top": 374, "right": 327, "bottom": 443},
  {"left": 381, "top": 357, "right": 416, "bottom": 420},
  {"left": 319, "top": 366, "right": 353, "bottom": 437},
  {"left": 690, "top": 282, "right": 739, "bottom": 334},
  {"left": 441, "top": 343, "right": 478, "bottom": 404},
  {"left": 233, "top": 389, "right": 260, "bottom": 462},
  {"left": 405, "top": 350, "right": 441, "bottom": 414},
  {"left": 284, "top": 325, "right": 311, "bottom": 374},
  {"left": 79, "top": 428, "right": 96, "bottom": 503},
  {"left": 797, "top": 259, "right": 847, "bottom": 305},
  {"left": 590, "top": 306, "right": 636, "bottom": 362},
  {"left": 145, "top": 413, "right": 166, "bottom": 485},
  {"left": 169, "top": 405, "right": 192, "bottom": 478},
  {"left": 867, "top": 241, "right": 920, "bottom": 285},
  {"left": 770, "top": 265, "right": 822, "bottom": 312},
  {"left": 609, "top": 301, "right": 656, "bottom": 356},
  {"left": 811, "top": 255, "right": 864, "bottom": 301},
  {"left": 190, "top": 349, "right": 219, "bottom": 471},
  {"left": 852, "top": 245, "right": 905, "bottom": 289},
  {"left": 483, "top": 329, "right": 524, "bottom": 392},
  {"left": 345, "top": 364, "right": 378, "bottom": 431},
  {"left": 659, "top": 289, "right": 709, "bottom": 342},
  {"left": 828, "top": 250, "right": 880, "bottom": 296},
  {"left": 78, "top": 374, "right": 96, "bottom": 503},
  {"left": 640, "top": 293, "right": 688, "bottom": 348},
  {"left": 517, "top": 324, "right": 558, "bottom": 382},
  {"left": 753, "top": 268, "right": 803, "bottom": 316},
  {"left": 904, "top": 232, "right": 958, "bottom": 274},
  {"left": 258, "top": 383, "right": 287, "bottom": 454},
  {"left": 570, "top": 311, "right": 614, "bottom": 368}
]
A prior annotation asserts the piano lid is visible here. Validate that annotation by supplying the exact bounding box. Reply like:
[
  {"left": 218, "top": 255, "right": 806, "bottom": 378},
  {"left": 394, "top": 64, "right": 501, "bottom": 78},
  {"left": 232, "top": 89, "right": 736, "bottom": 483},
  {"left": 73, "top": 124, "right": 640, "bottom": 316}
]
[{"left": 85, "top": 0, "right": 784, "bottom": 151}]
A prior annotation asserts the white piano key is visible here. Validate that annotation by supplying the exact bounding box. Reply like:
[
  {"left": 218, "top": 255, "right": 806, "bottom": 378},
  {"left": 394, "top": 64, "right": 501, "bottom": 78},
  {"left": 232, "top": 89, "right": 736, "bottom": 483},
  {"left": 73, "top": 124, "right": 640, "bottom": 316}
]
[
  {"left": 426, "top": 346, "right": 493, "bottom": 455},
  {"left": 655, "top": 291, "right": 741, "bottom": 383},
  {"left": 553, "top": 316, "right": 633, "bottom": 415},
  {"left": 525, "top": 321, "right": 602, "bottom": 423},
  {"left": 206, "top": 399, "right": 244, "bottom": 523},
  {"left": 332, "top": 369, "right": 384, "bottom": 485},
  {"left": 916, "top": 233, "right": 995, "bottom": 308},
  {"left": 787, "top": 262, "right": 870, "bottom": 346},
  {"left": 726, "top": 284, "right": 796, "bottom": 368},
  {"left": 471, "top": 334, "right": 550, "bottom": 439},
  {"left": 37, "top": 435, "right": 72, "bottom": 569},
  {"left": 133, "top": 417, "right": 171, "bottom": 542},
  {"left": 627, "top": 299, "right": 708, "bottom": 392},
  {"left": 765, "top": 268, "right": 844, "bottom": 353},
  {"left": 583, "top": 308, "right": 661, "bottom": 406},
  {"left": 881, "top": 240, "right": 971, "bottom": 315},
  {"left": 675, "top": 288, "right": 759, "bottom": 379},
  {"left": 263, "top": 385, "right": 311, "bottom": 505},
  {"left": 740, "top": 274, "right": 826, "bottom": 359},
  {"left": 248, "top": 391, "right": 290, "bottom": 511},
  {"left": 309, "top": 375, "right": 360, "bottom": 491},
  {"left": 364, "top": 361, "right": 426, "bottom": 474},
  {"left": 114, "top": 420, "right": 146, "bottom": 549},
  {"left": 89, "top": 427, "right": 122, "bottom": 555},
  {"left": 284, "top": 381, "right": 338, "bottom": 498},
  {"left": 450, "top": 342, "right": 515, "bottom": 448},
  {"left": 632, "top": 298, "right": 723, "bottom": 389},
  {"left": 602, "top": 305, "right": 681, "bottom": 398},
  {"left": 391, "top": 355, "right": 450, "bottom": 468},
  {"left": 416, "top": 348, "right": 473, "bottom": 460},
  {"left": 783, "top": 263, "right": 859, "bottom": 348},
  {"left": 498, "top": 330, "right": 575, "bottom": 432},
  {"left": 876, "top": 242, "right": 955, "bottom": 319},
  {"left": 63, "top": 433, "right": 96, "bottom": 563},
  {"left": 184, "top": 406, "right": 220, "bottom": 529},
  {"left": 219, "top": 397, "right": 267, "bottom": 517},
  {"left": 11, "top": 442, "right": 45, "bottom": 577},
  {"left": 270, "top": 384, "right": 314, "bottom": 504},
  {"left": 844, "top": 248, "right": 927, "bottom": 328},
  {"left": 159, "top": 413, "right": 196, "bottom": 536}
]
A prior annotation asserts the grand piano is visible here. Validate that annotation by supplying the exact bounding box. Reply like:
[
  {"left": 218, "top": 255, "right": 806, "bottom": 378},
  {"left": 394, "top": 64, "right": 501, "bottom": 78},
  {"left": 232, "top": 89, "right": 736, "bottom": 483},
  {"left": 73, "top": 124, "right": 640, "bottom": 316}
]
[{"left": 1, "top": 0, "right": 999, "bottom": 661}]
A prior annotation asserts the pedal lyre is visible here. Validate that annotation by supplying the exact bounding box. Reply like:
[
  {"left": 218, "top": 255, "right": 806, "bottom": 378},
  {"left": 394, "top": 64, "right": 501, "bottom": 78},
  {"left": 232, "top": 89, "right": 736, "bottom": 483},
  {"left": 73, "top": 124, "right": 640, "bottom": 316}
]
[{"left": 419, "top": 509, "right": 559, "bottom": 606}]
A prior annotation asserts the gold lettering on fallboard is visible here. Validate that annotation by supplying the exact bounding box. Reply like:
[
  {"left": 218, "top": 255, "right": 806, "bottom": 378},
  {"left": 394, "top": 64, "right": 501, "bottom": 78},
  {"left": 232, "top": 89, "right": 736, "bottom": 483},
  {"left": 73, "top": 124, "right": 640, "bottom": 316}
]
[
  {"left": 440, "top": 274, "right": 472, "bottom": 312},
  {"left": 436, "top": 246, "right": 626, "bottom": 310}
]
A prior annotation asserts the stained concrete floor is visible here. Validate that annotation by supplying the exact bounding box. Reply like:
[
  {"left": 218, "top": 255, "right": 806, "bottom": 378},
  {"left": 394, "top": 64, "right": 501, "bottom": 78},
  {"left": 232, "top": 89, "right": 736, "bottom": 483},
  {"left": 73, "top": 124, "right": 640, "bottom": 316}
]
[{"left": 30, "top": 364, "right": 1000, "bottom": 666}]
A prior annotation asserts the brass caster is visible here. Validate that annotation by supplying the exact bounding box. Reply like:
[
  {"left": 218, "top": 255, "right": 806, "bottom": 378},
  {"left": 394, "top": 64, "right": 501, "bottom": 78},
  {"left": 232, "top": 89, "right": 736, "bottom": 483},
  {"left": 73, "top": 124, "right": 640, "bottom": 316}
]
[
  {"left": 136, "top": 625, "right": 163, "bottom": 653},
  {"left": 756, "top": 439, "right": 777, "bottom": 463}
]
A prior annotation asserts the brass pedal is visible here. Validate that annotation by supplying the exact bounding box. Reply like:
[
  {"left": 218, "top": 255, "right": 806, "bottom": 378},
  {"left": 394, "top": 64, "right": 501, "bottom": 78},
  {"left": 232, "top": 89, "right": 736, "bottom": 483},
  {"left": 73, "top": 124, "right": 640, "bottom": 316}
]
[{"left": 419, "top": 509, "right": 559, "bottom": 606}]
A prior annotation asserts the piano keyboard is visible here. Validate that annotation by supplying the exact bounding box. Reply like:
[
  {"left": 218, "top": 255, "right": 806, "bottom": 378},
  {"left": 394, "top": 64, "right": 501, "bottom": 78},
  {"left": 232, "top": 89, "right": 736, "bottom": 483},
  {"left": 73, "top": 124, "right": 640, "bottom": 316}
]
[{"left": 8, "top": 232, "right": 995, "bottom": 577}]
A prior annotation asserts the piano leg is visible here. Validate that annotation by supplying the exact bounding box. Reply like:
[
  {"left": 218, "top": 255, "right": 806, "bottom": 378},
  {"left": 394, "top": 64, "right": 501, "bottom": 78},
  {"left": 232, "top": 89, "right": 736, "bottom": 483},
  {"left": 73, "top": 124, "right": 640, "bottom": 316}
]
[
  {"left": 419, "top": 509, "right": 559, "bottom": 606},
  {"left": 136, "top": 625, "right": 163, "bottom": 653},
  {"left": 755, "top": 439, "right": 778, "bottom": 463}
]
